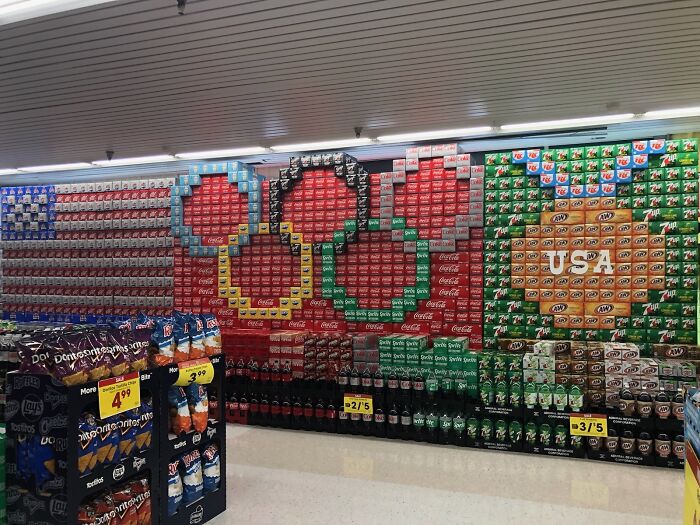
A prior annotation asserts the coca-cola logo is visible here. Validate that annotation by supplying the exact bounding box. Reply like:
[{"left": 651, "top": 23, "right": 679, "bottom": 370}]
[
  {"left": 411, "top": 312, "right": 434, "bottom": 321},
  {"left": 436, "top": 253, "right": 459, "bottom": 262},
  {"left": 364, "top": 323, "right": 385, "bottom": 330},
  {"left": 288, "top": 320, "right": 308, "bottom": 328},
  {"left": 309, "top": 299, "right": 327, "bottom": 307},
  {"left": 425, "top": 300, "right": 446, "bottom": 308},
  {"left": 438, "top": 265, "right": 459, "bottom": 274},
  {"left": 438, "top": 277, "right": 459, "bottom": 285},
  {"left": 450, "top": 325, "right": 472, "bottom": 334},
  {"left": 438, "top": 288, "right": 459, "bottom": 297},
  {"left": 255, "top": 298, "right": 276, "bottom": 307},
  {"left": 245, "top": 320, "right": 265, "bottom": 328},
  {"left": 401, "top": 323, "right": 421, "bottom": 331},
  {"left": 320, "top": 321, "right": 340, "bottom": 329}
]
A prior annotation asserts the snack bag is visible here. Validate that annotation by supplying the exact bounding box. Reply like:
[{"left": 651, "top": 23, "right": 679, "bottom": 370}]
[
  {"left": 188, "top": 314, "right": 206, "bottom": 360},
  {"left": 169, "top": 386, "right": 192, "bottom": 435},
  {"left": 201, "top": 314, "right": 222, "bottom": 356},
  {"left": 202, "top": 443, "right": 221, "bottom": 492},
  {"left": 103, "top": 416, "right": 122, "bottom": 465},
  {"left": 168, "top": 459, "right": 184, "bottom": 516},
  {"left": 69, "top": 330, "right": 111, "bottom": 382},
  {"left": 93, "top": 493, "right": 117, "bottom": 525},
  {"left": 119, "top": 408, "right": 140, "bottom": 458},
  {"left": 152, "top": 317, "right": 175, "bottom": 366},
  {"left": 90, "top": 329, "right": 129, "bottom": 377},
  {"left": 108, "top": 327, "right": 135, "bottom": 374},
  {"left": 129, "top": 328, "right": 151, "bottom": 371},
  {"left": 31, "top": 435, "right": 57, "bottom": 491},
  {"left": 112, "top": 484, "right": 138, "bottom": 525},
  {"left": 135, "top": 398, "right": 154, "bottom": 452},
  {"left": 45, "top": 332, "right": 89, "bottom": 385},
  {"left": 130, "top": 478, "right": 152, "bottom": 525},
  {"left": 17, "top": 333, "right": 52, "bottom": 375},
  {"left": 78, "top": 502, "right": 98, "bottom": 524},
  {"left": 78, "top": 412, "right": 97, "bottom": 476},
  {"left": 173, "top": 312, "right": 191, "bottom": 363},
  {"left": 185, "top": 383, "right": 209, "bottom": 433},
  {"left": 133, "top": 312, "right": 156, "bottom": 330},
  {"left": 180, "top": 449, "right": 204, "bottom": 505}
]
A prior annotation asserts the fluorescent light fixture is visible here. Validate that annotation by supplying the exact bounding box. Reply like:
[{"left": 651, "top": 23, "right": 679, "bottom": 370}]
[
  {"left": 270, "top": 138, "right": 372, "bottom": 153},
  {"left": 18, "top": 162, "right": 93, "bottom": 173},
  {"left": 501, "top": 114, "right": 635, "bottom": 133},
  {"left": 92, "top": 154, "right": 176, "bottom": 167},
  {"left": 0, "top": 0, "right": 118, "bottom": 25},
  {"left": 377, "top": 126, "right": 493, "bottom": 143},
  {"left": 175, "top": 147, "right": 269, "bottom": 160},
  {"left": 0, "top": 169, "right": 19, "bottom": 175},
  {"left": 644, "top": 106, "right": 700, "bottom": 120}
]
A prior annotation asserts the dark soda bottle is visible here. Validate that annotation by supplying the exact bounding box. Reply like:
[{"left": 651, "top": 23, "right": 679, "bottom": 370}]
[
  {"left": 412, "top": 370, "right": 425, "bottom": 407},
  {"left": 425, "top": 402, "right": 439, "bottom": 443},
  {"left": 361, "top": 367, "right": 373, "bottom": 395},
  {"left": 259, "top": 392, "right": 270, "bottom": 427},
  {"left": 387, "top": 368, "right": 399, "bottom": 404},
  {"left": 439, "top": 405, "right": 453, "bottom": 445},
  {"left": 453, "top": 407, "right": 466, "bottom": 446},
  {"left": 314, "top": 398, "right": 326, "bottom": 432},
  {"left": 238, "top": 391, "right": 249, "bottom": 425},
  {"left": 373, "top": 397, "right": 386, "bottom": 438},
  {"left": 412, "top": 402, "right": 425, "bottom": 442},
  {"left": 303, "top": 397, "right": 315, "bottom": 430},
  {"left": 249, "top": 392, "right": 260, "bottom": 426},
  {"left": 270, "top": 395, "right": 281, "bottom": 427},
  {"left": 271, "top": 361, "right": 282, "bottom": 385},
  {"left": 387, "top": 402, "right": 400, "bottom": 439},
  {"left": 349, "top": 367, "right": 361, "bottom": 393},
  {"left": 400, "top": 403, "right": 412, "bottom": 440},
  {"left": 227, "top": 392, "right": 238, "bottom": 423},
  {"left": 361, "top": 406, "right": 373, "bottom": 436},
  {"left": 399, "top": 368, "right": 412, "bottom": 404},
  {"left": 292, "top": 396, "right": 303, "bottom": 430},
  {"left": 281, "top": 395, "right": 292, "bottom": 428},
  {"left": 325, "top": 399, "right": 337, "bottom": 433}
]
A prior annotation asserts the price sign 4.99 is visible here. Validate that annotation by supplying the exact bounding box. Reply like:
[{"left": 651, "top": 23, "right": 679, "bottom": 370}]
[
  {"left": 344, "top": 393, "right": 373, "bottom": 415},
  {"left": 570, "top": 413, "right": 608, "bottom": 437},
  {"left": 98, "top": 372, "right": 141, "bottom": 419}
]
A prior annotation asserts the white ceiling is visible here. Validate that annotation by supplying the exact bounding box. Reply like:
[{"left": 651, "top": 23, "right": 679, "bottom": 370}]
[{"left": 1, "top": 0, "right": 700, "bottom": 168}]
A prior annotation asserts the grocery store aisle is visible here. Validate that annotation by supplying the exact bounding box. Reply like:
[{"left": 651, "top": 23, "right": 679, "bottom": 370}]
[{"left": 211, "top": 425, "right": 682, "bottom": 525}]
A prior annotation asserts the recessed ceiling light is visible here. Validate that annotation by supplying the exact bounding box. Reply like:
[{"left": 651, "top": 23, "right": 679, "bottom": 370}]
[
  {"left": 0, "top": 169, "right": 20, "bottom": 175},
  {"left": 644, "top": 106, "right": 700, "bottom": 120}
]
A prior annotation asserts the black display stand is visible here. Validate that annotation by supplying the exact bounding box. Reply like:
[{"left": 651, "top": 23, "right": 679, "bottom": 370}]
[
  {"left": 5, "top": 369, "right": 159, "bottom": 524},
  {"left": 157, "top": 354, "right": 227, "bottom": 525}
]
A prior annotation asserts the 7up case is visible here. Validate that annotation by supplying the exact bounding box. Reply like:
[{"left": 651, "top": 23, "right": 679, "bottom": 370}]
[{"left": 483, "top": 138, "right": 699, "bottom": 350}]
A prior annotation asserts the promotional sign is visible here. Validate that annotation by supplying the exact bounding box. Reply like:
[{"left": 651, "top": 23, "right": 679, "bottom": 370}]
[{"left": 97, "top": 371, "right": 141, "bottom": 419}]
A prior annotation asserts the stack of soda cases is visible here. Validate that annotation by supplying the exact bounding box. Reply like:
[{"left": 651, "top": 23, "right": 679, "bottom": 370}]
[
  {"left": 483, "top": 138, "right": 699, "bottom": 352},
  {"left": 0, "top": 424, "right": 5, "bottom": 525}
]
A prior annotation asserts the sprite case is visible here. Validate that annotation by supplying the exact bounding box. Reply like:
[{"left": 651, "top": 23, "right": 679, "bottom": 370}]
[{"left": 483, "top": 138, "right": 699, "bottom": 350}]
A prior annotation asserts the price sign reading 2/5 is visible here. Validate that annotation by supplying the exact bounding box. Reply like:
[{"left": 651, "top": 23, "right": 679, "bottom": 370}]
[
  {"left": 98, "top": 372, "right": 141, "bottom": 419},
  {"left": 570, "top": 413, "right": 608, "bottom": 437},
  {"left": 344, "top": 394, "right": 373, "bottom": 415},
  {"left": 175, "top": 358, "right": 215, "bottom": 387}
]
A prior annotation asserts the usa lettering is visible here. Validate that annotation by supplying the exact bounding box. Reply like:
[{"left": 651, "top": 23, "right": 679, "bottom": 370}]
[{"left": 544, "top": 250, "right": 614, "bottom": 275}]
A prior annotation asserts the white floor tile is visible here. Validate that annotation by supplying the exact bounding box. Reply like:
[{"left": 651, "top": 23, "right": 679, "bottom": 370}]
[{"left": 208, "top": 425, "right": 682, "bottom": 525}]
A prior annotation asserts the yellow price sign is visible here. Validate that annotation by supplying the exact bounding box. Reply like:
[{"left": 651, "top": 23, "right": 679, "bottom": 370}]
[
  {"left": 344, "top": 394, "right": 373, "bottom": 415},
  {"left": 570, "top": 413, "right": 607, "bottom": 437},
  {"left": 174, "top": 358, "right": 215, "bottom": 387},
  {"left": 98, "top": 372, "right": 141, "bottom": 419}
]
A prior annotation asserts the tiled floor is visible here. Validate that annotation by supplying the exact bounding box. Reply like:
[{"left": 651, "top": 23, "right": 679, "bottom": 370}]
[{"left": 210, "top": 425, "right": 682, "bottom": 525}]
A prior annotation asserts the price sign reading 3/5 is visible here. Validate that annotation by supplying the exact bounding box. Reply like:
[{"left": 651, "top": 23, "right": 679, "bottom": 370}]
[
  {"left": 570, "top": 413, "right": 608, "bottom": 437},
  {"left": 175, "top": 358, "right": 215, "bottom": 387},
  {"left": 98, "top": 372, "right": 141, "bottom": 419},
  {"left": 344, "top": 393, "right": 373, "bottom": 415}
]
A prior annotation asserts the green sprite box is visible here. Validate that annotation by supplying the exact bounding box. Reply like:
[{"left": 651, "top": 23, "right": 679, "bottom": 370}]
[
  {"left": 585, "top": 145, "right": 600, "bottom": 159},
  {"left": 614, "top": 143, "right": 631, "bottom": 156},
  {"left": 419, "top": 350, "right": 434, "bottom": 367},
  {"left": 433, "top": 352, "right": 448, "bottom": 369},
  {"left": 392, "top": 348, "right": 407, "bottom": 365},
  {"left": 570, "top": 147, "right": 585, "bottom": 160},
  {"left": 599, "top": 144, "right": 616, "bottom": 158},
  {"left": 448, "top": 354, "right": 464, "bottom": 370},
  {"left": 378, "top": 336, "right": 393, "bottom": 352},
  {"left": 406, "top": 349, "right": 421, "bottom": 366}
]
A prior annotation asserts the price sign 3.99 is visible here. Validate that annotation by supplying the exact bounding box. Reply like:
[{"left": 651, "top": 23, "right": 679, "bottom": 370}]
[
  {"left": 570, "top": 413, "right": 608, "bottom": 437},
  {"left": 98, "top": 372, "right": 141, "bottom": 419},
  {"left": 175, "top": 358, "right": 215, "bottom": 387},
  {"left": 343, "top": 393, "right": 373, "bottom": 415}
]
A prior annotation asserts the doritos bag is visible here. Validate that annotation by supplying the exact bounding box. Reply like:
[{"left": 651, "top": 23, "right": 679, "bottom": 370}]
[
  {"left": 130, "top": 478, "right": 152, "bottom": 525},
  {"left": 180, "top": 449, "right": 204, "bottom": 506},
  {"left": 78, "top": 412, "right": 97, "bottom": 476},
  {"left": 168, "top": 386, "right": 192, "bottom": 435},
  {"left": 201, "top": 314, "right": 222, "bottom": 356},
  {"left": 31, "top": 435, "right": 57, "bottom": 491},
  {"left": 152, "top": 317, "right": 175, "bottom": 366},
  {"left": 202, "top": 443, "right": 221, "bottom": 492},
  {"left": 119, "top": 408, "right": 140, "bottom": 458},
  {"left": 167, "top": 459, "right": 183, "bottom": 516},
  {"left": 173, "top": 312, "right": 191, "bottom": 363},
  {"left": 185, "top": 383, "right": 209, "bottom": 433},
  {"left": 112, "top": 484, "right": 138, "bottom": 525},
  {"left": 135, "top": 398, "right": 153, "bottom": 452},
  {"left": 188, "top": 314, "right": 206, "bottom": 360}
]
